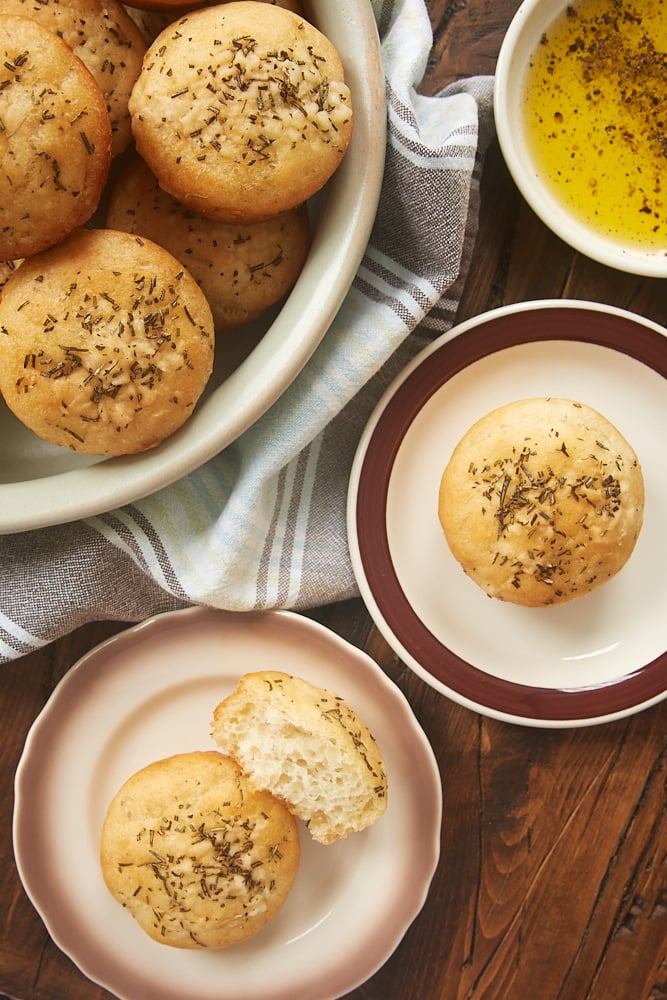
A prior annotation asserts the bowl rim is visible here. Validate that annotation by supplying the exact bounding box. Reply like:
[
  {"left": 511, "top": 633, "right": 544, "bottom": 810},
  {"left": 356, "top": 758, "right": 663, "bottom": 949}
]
[{"left": 493, "top": 0, "right": 667, "bottom": 278}]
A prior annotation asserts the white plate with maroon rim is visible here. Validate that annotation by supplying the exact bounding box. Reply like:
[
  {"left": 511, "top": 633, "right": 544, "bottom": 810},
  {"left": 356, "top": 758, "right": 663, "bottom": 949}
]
[
  {"left": 13, "top": 607, "right": 441, "bottom": 1000},
  {"left": 0, "top": 0, "right": 386, "bottom": 534},
  {"left": 347, "top": 300, "right": 667, "bottom": 728}
]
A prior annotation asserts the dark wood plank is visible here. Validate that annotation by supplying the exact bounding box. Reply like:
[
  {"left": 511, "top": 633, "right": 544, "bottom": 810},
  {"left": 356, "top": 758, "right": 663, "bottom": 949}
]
[{"left": 350, "top": 633, "right": 667, "bottom": 1000}]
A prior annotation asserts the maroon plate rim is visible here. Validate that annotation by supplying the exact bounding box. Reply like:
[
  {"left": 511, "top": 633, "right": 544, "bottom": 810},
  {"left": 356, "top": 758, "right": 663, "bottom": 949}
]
[{"left": 354, "top": 303, "right": 667, "bottom": 722}]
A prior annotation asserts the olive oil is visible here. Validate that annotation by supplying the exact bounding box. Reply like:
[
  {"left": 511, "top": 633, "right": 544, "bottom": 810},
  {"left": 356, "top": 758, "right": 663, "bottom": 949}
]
[{"left": 521, "top": 0, "right": 667, "bottom": 252}]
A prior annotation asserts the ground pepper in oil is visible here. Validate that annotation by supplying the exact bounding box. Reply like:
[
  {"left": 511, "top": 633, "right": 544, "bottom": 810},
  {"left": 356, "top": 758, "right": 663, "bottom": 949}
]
[{"left": 522, "top": 0, "right": 666, "bottom": 251}]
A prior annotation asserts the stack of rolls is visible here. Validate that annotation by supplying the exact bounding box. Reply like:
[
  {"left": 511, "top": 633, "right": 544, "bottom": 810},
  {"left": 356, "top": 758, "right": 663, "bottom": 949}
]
[{"left": 0, "top": 0, "right": 353, "bottom": 456}]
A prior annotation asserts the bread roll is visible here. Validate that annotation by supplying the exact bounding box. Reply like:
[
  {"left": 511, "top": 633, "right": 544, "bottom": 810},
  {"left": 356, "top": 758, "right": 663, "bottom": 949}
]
[
  {"left": 128, "top": 1, "right": 353, "bottom": 223},
  {"left": 0, "top": 14, "right": 112, "bottom": 261},
  {"left": 106, "top": 155, "right": 310, "bottom": 330},
  {"left": 1, "top": 0, "right": 146, "bottom": 157},
  {"left": 212, "top": 671, "right": 388, "bottom": 845},
  {"left": 0, "top": 228, "right": 214, "bottom": 455},
  {"left": 100, "top": 751, "right": 300, "bottom": 949},
  {"left": 125, "top": 0, "right": 304, "bottom": 41},
  {"left": 438, "top": 398, "right": 645, "bottom": 607}
]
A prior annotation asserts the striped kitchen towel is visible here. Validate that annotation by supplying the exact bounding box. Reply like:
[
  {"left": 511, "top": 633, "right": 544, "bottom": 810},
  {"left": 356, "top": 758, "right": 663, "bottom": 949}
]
[{"left": 0, "top": 0, "right": 495, "bottom": 663}]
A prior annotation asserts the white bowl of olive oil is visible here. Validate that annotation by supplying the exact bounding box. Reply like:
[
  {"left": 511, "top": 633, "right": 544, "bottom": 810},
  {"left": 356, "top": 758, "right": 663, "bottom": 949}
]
[{"left": 494, "top": 0, "right": 667, "bottom": 277}]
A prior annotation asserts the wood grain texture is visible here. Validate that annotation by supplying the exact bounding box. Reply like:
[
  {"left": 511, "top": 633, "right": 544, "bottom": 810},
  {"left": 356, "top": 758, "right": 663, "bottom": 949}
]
[
  {"left": 2, "top": 1, "right": 666, "bottom": 998},
  {"left": 349, "top": 648, "right": 667, "bottom": 1000}
]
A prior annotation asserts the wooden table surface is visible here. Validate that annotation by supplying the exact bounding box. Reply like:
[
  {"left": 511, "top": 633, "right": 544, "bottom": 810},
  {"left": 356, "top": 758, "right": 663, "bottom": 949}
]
[{"left": 1, "top": 2, "right": 666, "bottom": 999}]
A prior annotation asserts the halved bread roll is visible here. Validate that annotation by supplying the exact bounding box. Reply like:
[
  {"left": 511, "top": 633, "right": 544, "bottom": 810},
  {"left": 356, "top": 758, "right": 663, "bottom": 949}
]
[{"left": 212, "top": 671, "right": 388, "bottom": 845}]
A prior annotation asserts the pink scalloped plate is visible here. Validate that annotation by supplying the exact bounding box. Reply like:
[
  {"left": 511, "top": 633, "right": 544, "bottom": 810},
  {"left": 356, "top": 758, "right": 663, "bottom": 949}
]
[{"left": 14, "top": 607, "right": 441, "bottom": 1000}]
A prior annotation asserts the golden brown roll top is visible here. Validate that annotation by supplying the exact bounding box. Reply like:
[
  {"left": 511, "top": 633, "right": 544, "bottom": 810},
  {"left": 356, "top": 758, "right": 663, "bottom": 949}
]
[{"left": 438, "top": 398, "right": 645, "bottom": 606}]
